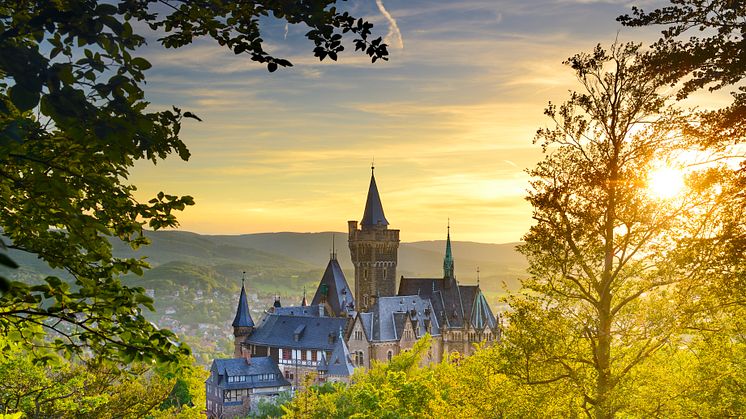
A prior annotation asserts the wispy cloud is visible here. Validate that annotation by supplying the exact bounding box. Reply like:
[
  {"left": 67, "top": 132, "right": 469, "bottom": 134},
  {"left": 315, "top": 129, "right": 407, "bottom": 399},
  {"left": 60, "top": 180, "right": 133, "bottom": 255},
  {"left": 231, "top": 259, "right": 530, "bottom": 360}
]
[{"left": 375, "top": 0, "right": 404, "bottom": 49}]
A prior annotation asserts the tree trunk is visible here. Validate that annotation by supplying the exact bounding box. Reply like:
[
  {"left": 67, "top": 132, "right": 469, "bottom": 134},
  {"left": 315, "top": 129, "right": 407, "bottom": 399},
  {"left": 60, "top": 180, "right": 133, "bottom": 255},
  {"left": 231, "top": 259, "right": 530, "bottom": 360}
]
[{"left": 595, "top": 292, "right": 613, "bottom": 419}]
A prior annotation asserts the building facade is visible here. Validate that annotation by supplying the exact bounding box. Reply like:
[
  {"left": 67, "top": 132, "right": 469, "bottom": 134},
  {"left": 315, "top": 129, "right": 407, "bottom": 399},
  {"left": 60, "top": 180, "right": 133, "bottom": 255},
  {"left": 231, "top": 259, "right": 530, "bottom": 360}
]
[{"left": 205, "top": 355, "right": 290, "bottom": 418}]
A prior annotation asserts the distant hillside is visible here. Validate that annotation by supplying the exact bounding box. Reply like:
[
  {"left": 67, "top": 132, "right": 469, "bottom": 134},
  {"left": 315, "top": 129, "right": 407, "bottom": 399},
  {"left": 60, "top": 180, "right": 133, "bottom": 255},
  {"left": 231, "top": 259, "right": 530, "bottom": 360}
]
[
  {"left": 139, "top": 231, "right": 527, "bottom": 292},
  {"left": 2, "top": 230, "right": 528, "bottom": 293}
]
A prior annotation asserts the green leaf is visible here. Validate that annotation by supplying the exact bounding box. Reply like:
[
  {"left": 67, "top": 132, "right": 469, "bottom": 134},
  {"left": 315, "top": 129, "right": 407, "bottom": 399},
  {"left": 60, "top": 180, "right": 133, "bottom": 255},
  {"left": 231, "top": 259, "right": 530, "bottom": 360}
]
[
  {"left": 9, "top": 85, "right": 40, "bottom": 112},
  {"left": 182, "top": 111, "right": 202, "bottom": 121},
  {"left": 0, "top": 252, "right": 19, "bottom": 269},
  {"left": 131, "top": 57, "right": 151, "bottom": 70}
]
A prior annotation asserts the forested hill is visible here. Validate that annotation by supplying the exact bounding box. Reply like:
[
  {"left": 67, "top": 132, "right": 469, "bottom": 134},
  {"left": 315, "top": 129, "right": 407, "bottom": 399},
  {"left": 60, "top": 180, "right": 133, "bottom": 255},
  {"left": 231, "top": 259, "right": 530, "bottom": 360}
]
[
  {"left": 4, "top": 230, "right": 528, "bottom": 294},
  {"left": 121, "top": 230, "right": 528, "bottom": 294}
]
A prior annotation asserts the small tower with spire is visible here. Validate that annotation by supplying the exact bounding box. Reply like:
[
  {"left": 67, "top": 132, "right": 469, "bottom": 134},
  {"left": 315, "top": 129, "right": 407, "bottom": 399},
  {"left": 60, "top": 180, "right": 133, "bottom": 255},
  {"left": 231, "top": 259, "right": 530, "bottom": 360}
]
[
  {"left": 348, "top": 165, "right": 400, "bottom": 312},
  {"left": 443, "top": 221, "right": 455, "bottom": 279},
  {"left": 232, "top": 272, "right": 255, "bottom": 358}
]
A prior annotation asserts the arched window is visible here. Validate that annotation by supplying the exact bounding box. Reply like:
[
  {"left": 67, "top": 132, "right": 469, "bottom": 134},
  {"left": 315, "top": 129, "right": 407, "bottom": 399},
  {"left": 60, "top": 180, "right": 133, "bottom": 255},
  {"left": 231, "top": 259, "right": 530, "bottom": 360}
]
[{"left": 387, "top": 350, "right": 393, "bottom": 362}]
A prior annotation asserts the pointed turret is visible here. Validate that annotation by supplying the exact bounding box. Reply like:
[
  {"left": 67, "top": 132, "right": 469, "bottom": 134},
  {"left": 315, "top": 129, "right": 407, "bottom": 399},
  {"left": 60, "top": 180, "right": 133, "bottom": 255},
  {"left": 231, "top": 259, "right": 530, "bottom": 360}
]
[
  {"left": 232, "top": 280, "right": 255, "bottom": 328},
  {"left": 232, "top": 275, "right": 254, "bottom": 357},
  {"left": 327, "top": 326, "right": 355, "bottom": 377},
  {"left": 311, "top": 256, "right": 354, "bottom": 316},
  {"left": 360, "top": 166, "right": 389, "bottom": 228},
  {"left": 443, "top": 223, "right": 454, "bottom": 278}
]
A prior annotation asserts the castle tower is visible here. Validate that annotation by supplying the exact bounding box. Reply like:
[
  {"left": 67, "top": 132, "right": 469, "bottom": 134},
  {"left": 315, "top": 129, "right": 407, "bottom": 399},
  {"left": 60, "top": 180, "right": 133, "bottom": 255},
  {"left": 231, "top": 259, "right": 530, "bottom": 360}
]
[
  {"left": 232, "top": 276, "right": 255, "bottom": 358},
  {"left": 348, "top": 166, "right": 400, "bottom": 312},
  {"left": 443, "top": 223, "right": 454, "bottom": 278}
]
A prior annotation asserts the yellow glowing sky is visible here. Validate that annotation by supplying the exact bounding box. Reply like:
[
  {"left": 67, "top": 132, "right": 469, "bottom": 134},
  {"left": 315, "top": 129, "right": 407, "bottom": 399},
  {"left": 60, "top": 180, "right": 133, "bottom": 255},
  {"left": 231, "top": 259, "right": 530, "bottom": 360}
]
[{"left": 128, "top": 0, "right": 716, "bottom": 243}]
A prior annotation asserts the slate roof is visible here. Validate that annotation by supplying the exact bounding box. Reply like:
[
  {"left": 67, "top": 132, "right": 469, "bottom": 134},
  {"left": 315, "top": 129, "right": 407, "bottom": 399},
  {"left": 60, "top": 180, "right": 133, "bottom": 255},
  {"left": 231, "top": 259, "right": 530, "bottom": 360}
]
[
  {"left": 360, "top": 169, "right": 389, "bottom": 227},
  {"left": 232, "top": 282, "right": 254, "bottom": 328},
  {"left": 327, "top": 328, "right": 355, "bottom": 377},
  {"left": 310, "top": 257, "right": 354, "bottom": 315},
  {"left": 207, "top": 357, "right": 289, "bottom": 390},
  {"left": 459, "top": 285, "right": 497, "bottom": 330},
  {"left": 245, "top": 313, "right": 350, "bottom": 351},
  {"left": 397, "top": 275, "right": 499, "bottom": 331},
  {"left": 358, "top": 295, "right": 440, "bottom": 342},
  {"left": 398, "top": 276, "right": 466, "bottom": 329},
  {"left": 272, "top": 304, "right": 326, "bottom": 317}
]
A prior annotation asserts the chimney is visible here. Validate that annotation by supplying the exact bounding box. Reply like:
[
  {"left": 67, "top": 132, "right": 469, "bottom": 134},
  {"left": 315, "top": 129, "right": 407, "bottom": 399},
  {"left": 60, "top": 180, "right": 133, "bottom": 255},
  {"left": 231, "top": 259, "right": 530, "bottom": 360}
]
[{"left": 242, "top": 346, "right": 252, "bottom": 365}]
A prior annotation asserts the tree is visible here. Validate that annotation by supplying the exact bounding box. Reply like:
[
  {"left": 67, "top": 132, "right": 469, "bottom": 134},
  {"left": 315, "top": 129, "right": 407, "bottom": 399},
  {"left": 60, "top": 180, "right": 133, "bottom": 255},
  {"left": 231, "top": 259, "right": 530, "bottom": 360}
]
[
  {"left": 0, "top": 0, "right": 387, "bottom": 365},
  {"left": 0, "top": 337, "right": 206, "bottom": 418},
  {"left": 620, "top": 3, "right": 746, "bottom": 394},
  {"left": 283, "top": 335, "right": 439, "bottom": 419},
  {"left": 505, "top": 42, "right": 724, "bottom": 418},
  {"left": 618, "top": 0, "right": 745, "bottom": 145},
  {"left": 251, "top": 390, "right": 292, "bottom": 418}
]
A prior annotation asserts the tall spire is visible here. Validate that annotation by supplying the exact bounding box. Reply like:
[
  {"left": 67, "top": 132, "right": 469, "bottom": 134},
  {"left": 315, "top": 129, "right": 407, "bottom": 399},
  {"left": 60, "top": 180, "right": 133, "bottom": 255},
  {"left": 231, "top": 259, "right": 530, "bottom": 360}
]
[
  {"left": 360, "top": 165, "right": 389, "bottom": 228},
  {"left": 443, "top": 221, "right": 454, "bottom": 278},
  {"left": 232, "top": 273, "right": 254, "bottom": 328}
]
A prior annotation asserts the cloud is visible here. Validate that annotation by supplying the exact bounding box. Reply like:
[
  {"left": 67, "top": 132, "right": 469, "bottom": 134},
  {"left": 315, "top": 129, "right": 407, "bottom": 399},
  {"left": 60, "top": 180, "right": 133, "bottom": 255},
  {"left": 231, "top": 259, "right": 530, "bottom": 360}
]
[{"left": 375, "top": 0, "right": 404, "bottom": 49}]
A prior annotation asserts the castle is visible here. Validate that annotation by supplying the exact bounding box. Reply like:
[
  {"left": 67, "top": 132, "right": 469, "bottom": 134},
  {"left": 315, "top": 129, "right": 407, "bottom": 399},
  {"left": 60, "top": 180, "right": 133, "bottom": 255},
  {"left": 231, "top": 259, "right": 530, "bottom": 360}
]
[{"left": 206, "top": 168, "right": 501, "bottom": 418}]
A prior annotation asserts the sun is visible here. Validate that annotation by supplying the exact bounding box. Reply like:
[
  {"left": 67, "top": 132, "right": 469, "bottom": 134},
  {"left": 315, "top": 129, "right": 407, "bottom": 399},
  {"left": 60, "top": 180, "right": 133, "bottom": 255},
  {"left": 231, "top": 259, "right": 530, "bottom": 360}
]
[{"left": 647, "top": 167, "right": 685, "bottom": 199}]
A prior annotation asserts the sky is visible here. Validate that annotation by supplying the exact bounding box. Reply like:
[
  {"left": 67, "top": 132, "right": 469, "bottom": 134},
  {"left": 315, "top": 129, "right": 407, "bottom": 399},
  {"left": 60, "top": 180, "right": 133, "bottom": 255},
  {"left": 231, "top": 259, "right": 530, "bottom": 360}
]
[{"left": 129, "top": 0, "right": 678, "bottom": 244}]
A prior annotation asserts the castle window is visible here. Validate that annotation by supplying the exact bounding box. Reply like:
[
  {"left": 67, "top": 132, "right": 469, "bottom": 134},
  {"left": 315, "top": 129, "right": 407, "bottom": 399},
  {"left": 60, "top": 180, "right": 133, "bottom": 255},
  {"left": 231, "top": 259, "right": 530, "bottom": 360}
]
[
  {"left": 312, "top": 351, "right": 318, "bottom": 362},
  {"left": 387, "top": 350, "right": 393, "bottom": 362},
  {"left": 282, "top": 348, "right": 291, "bottom": 360},
  {"left": 355, "top": 330, "right": 364, "bottom": 340},
  {"left": 383, "top": 268, "right": 387, "bottom": 279}
]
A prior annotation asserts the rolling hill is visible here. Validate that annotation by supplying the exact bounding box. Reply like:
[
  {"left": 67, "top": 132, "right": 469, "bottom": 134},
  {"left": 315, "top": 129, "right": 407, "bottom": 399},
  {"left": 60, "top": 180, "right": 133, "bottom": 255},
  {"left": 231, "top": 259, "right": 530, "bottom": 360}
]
[{"left": 2, "top": 230, "right": 528, "bottom": 293}]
